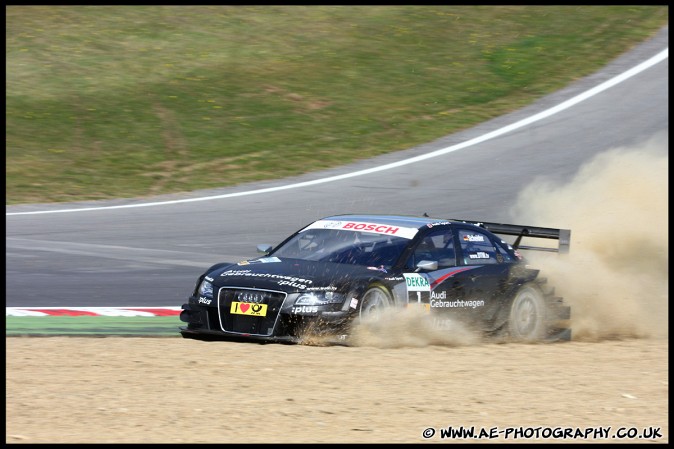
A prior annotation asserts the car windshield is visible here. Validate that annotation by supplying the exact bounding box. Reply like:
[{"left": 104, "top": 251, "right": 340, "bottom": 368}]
[{"left": 272, "top": 228, "right": 409, "bottom": 268}]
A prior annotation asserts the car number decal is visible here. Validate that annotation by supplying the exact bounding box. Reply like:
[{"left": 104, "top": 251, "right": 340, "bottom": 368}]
[{"left": 230, "top": 302, "right": 268, "bottom": 316}]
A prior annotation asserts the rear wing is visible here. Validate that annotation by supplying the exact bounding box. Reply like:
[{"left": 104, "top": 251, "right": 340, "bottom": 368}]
[{"left": 450, "top": 219, "right": 571, "bottom": 254}]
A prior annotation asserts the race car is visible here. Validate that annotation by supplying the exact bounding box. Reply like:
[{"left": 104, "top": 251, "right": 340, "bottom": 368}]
[{"left": 179, "top": 214, "right": 571, "bottom": 344}]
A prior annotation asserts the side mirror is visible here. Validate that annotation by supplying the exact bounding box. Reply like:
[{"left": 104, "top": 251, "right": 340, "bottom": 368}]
[
  {"left": 416, "top": 260, "right": 438, "bottom": 272},
  {"left": 257, "top": 244, "right": 273, "bottom": 254}
]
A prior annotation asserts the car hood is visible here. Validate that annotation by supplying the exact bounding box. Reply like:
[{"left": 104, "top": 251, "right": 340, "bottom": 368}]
[{"left": 207, "top": 256, "right": 388, "bottom": 293}]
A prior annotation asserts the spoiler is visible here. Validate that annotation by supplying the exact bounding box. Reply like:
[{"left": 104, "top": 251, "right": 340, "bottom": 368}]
[{"left": 450, "top": 219, "right": 571, "bottom": 254}]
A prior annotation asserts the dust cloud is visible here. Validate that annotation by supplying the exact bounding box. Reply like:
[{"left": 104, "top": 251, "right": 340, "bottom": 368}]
[
  {"left": 349, "top": 306, "right": 482, "bottom": 348},
  {"left": 508, "top": 132, "right": 668, "bottom": 341}
]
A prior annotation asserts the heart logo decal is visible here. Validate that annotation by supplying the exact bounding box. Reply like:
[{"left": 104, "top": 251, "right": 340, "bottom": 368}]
[{"left": 240, "top": 303, "right": 250, "bottom": 313}]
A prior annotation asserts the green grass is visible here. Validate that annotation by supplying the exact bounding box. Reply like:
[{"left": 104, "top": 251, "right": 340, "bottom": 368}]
[
  {"left": 5, "top": 316, "right": 182, "bottom": 336},
  {"left": 6, "top": 5, "right": 668, "bottom": 205}
]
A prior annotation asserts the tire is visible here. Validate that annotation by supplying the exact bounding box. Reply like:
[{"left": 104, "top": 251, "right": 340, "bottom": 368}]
[
  {"left": 507, "top": 284, "right": 548, "bottom": 342},
  {"left": 358, "top": 285, "right": 393, "bottom": 321}
]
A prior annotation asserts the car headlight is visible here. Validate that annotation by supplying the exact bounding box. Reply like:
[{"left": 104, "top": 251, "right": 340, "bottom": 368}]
[
  {"left": 198, "top": 279, "right": 214, "bottom": 299},
  {"left": 295, "top": 291, "right": 344, "bottom": 306}
]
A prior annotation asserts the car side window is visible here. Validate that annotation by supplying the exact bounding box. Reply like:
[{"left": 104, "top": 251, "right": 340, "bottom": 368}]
[
  {"left": 404, "top": 228, "right": 456, "bottom": 270},
  {"left": 458, "top": 229, "right": 498, "bottom": 265}
]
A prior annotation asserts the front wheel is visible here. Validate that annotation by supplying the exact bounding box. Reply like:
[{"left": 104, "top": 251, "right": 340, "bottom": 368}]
[
  {"left": 358, "top": 285, "right": 393, "bottom": 321},
  {"left": 507, "top": 284, "right": 548, "bottom": 342}
]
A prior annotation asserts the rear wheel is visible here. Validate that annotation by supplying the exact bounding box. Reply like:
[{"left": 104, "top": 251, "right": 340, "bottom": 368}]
[{"left": 507, "top": 284, "right": 548, "bottom": 342}]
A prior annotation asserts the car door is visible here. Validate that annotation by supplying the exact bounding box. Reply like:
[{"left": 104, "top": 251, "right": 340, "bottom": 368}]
[
  {"left": 452, "top": 226, "right": 511, "bottom": 326},
  {"left": 398, "top": 225, "right": 511, "bottom": 329},
  {"left": 399, "top": 227, "right": 478, "bottom": 322}
]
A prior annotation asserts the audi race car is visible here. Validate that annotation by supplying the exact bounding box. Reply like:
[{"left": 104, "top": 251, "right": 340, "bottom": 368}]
[{"left": 180, "top": 214, "right": 571, "bottom": 344}]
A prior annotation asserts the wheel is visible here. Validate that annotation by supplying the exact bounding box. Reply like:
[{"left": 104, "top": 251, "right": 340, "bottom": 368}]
[
  {"left": 358, "top": 285, "right": 392, "bottom": 321},
  {"left": 507, "top": 284, "right": 548, "bottom": 342}
]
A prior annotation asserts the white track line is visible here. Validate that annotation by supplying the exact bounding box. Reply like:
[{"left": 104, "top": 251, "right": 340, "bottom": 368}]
[{"left": 6, "top": 48, "right": 667, "bottom": 217}]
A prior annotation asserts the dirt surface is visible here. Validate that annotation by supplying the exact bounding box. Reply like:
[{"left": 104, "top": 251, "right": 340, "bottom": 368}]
[{"left": 6, "top": 336, "right": 668, "bottom": 444}]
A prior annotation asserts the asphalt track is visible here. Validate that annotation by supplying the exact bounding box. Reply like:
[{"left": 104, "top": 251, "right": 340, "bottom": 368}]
[{"left": 5, "top": 26, "right": 668, "bottom": 335}]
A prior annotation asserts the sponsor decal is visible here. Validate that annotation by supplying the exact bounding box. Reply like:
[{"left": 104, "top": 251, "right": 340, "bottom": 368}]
[
  {"left": 430, "top": 299, "right": 485, "bottom": 309},
  {"left": 463, "top": 234, "right": 485, "bottom": 242},
  {"left": 291, "top": 305, "right": 318, "bottom": 314},
  {"left": 230, "top": 301, "right": 267, "bottom": 316},
  {"left": 349, "top": 298, "right": 358, "bottom": 309},
  {"left": 403, "top": 273, "right": 430, "bottom": 291},
  {"left": 301, "top": 220, "right": 418, "bottom": 239},
  {"left": 468, "top": 252, "right": 491, "bottom": 259},
  {"left": 427, "top": 221, "right": 451, "bottom": 228},
  {"left": 343, "top": 222, "right": 400, "bottom": 235},
  {"left": 220, "top": 269, "right": 313, "bottom": 289},
  {"left": 198, "top": 297, "right": 212, "bottom": 305},
  {"left": 277, "top": 280, "right": 309, "bottom": 289},
  {"left": 431, "top": 290, "right": 447, "bottom": 300},
  {"left": 306, "top": 286, "right": 338, "bottom": 292}
]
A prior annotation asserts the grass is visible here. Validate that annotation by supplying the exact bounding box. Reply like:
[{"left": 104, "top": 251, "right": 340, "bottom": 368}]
[
  {"left": 6, "top": 5, "right": 668, "bottom": 205},
  {"left": 5, "top": 316, "right": 182, "bottom": 336}
]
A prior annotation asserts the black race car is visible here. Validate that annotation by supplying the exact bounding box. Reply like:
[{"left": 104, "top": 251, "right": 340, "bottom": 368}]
[{"left": 180, "top": 214, "right": 571, "bottom": 344}]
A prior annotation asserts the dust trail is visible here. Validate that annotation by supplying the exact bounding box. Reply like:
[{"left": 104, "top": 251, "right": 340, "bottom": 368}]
[
  {"left": 349, "top": 307, "right": 482, "bottom": 348},
  {"left": 509, "top": 132, "right": 668, "bottom": 341}
]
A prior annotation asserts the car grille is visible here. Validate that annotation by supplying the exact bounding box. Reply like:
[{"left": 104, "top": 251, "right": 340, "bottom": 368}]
[{"left": 217, "top": 287, "right": 287, "bottom": 336}]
